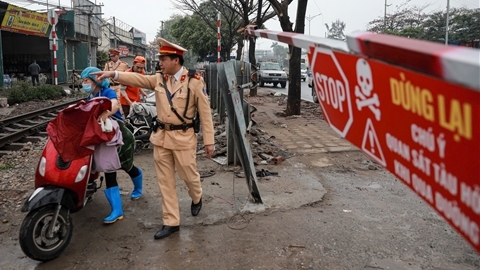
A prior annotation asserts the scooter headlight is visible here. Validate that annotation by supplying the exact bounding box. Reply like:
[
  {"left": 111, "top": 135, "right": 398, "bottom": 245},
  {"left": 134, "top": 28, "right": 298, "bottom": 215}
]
[
  {"left": 39, "top": 157, "right": 46, "bottom": 177},
  {"left": 75, "top": 165, "right": 89, "bottom": 183}
]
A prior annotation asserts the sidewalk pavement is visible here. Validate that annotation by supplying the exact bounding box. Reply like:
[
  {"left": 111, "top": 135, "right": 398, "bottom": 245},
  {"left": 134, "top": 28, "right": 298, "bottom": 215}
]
[{"left": 138, "top": 87, "right": 359, "bottom": 227}]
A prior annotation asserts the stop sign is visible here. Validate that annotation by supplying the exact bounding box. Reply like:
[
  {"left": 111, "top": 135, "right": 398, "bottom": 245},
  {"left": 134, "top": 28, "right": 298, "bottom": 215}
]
[{"left": 310, "top": 47, "right": 353, "bottom": 137}]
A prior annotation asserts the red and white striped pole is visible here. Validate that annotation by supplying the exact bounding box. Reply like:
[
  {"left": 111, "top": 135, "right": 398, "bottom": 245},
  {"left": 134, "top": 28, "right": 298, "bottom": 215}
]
[
  {"left": 49, "top": 10, "right": 58, "bottom": 85},
  {"left": 217, "top": 12, "right": 221, "bottom": 62}
]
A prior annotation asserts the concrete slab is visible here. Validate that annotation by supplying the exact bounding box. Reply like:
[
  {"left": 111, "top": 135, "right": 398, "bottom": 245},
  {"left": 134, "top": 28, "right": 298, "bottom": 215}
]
[{"left": 126, "top": 153, "right": 327, "bottom": 229}]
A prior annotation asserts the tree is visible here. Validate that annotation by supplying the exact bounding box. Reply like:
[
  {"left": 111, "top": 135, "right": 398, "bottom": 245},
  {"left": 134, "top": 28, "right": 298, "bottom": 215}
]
[
  {"left": 156, "top": 15, "right": 181, "bottom": 41},
  {"left": 214, "top": 0, "right": 276, "bottom": 96},
  {"left": 172, "top": 0, "right": 243, "bottom": 62},
  {"left": 155, "top": 15, "right": 201, "bottom": 68},
  {"left": 96, "top": 50, "right": 109, "bottom": 69},
  {"left": 366, "top": 2, "right": 479, "bottom": 45},
  {"left": 169, "top": 13, "right": 216, "bottom": 60},
  {"left": 422, "top": 11, "right": 447, "bottom": 42},
  {"left": 266, "top": 0, "right": 307, "bottom": 116},
  {"left": 367, "top": 1, "right": 429, "bottom": 37},
  {"left": 449, "top": 8, "right": 480, "bottom": 44},
  {"left": 270, "top": 42, "right": 288, "bottom": 61},
  {"left": 325, "top": 20, "right": 346, "bottom": 40}
]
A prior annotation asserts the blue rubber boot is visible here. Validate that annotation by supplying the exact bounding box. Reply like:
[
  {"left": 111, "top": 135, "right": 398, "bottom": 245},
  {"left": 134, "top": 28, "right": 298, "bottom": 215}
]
[
  {"left": 130, "top": 168, "right": 143, "bottom": 200},
  {"left": 104, "top": 186, "right": 124, "bottom": 224}
]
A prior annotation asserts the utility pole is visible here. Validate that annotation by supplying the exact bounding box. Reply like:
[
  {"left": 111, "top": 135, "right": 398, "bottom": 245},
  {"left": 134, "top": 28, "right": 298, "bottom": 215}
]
[
  {"left": 384, "top": 0, "right": 392, "bottom": 32},
  {"left": 383, "top": 0, "right": 390, "bottom": 33},
  {"left": 384, "top": 0, "right": 387, "bottom": 30},
  {"left": 113, "top": 16, "right": 117, "bottom": 48},
  {"left": 88, "top": 15, "right": 91, "bottom": 65},
  {"left": 445, "top": 0, "right": 450, "bottom": 45},
  {"left": 75, "top": 3, "right": 103, "bottom": 66},
  {"left": 160, "top": 20, "right": 164, "bottom": 38},
  {"left": 306, "top": 14, "right": 321, "bottom": 36}
]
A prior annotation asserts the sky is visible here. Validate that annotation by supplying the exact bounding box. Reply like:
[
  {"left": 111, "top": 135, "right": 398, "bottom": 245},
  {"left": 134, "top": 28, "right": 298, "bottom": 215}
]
[{"left": 9, "top": 0, "right": 480, "bottom": 51}]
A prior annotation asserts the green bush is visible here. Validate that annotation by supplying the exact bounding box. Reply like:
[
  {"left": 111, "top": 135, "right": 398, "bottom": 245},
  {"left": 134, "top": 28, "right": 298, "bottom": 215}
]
[
  {"left": 34, "top": 84, "right": 67, "bottom": 100},
  {"left": 0, "top": 82, "right": 67, "bottom": 105}
]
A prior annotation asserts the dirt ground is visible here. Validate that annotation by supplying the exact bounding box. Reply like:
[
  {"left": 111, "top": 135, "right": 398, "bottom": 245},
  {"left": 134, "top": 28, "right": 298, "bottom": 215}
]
[{"left": 0, "top": 89, "right": 479, "bottom": 269}]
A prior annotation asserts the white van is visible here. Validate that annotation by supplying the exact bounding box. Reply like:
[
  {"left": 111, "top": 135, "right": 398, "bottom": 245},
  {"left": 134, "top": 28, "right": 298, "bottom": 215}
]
[{"left": 300, "top": 63, "right": 307, "bottom": 82}]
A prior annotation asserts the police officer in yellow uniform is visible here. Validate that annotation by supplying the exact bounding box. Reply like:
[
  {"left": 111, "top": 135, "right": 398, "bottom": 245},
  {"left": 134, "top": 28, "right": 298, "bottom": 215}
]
[
  {"left": 93, "top": 38, "right": 215, "bottom": 240},
  {"left": 103, "top": 48, "right": 129, "bottom": 96}
]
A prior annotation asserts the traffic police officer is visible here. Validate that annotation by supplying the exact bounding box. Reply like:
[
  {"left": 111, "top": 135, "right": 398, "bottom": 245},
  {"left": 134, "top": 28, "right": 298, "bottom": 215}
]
[
  {"left": 93, "top": 38, "right": 215, "bottom": 240},
  {"left": 103, "top": 48, "right": 129, "bottom": 96}
]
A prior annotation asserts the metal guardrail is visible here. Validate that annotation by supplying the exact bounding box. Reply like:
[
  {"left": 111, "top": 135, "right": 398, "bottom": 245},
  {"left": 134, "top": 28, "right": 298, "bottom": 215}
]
[{"left": 205, "top": 60, "right": 262, "bottom": 203}]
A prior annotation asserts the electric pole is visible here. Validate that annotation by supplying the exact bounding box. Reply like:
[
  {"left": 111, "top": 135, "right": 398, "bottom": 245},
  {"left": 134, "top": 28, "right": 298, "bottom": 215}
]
[
  {"left": 306, "top": 14, "right": 321, "bottom": 36},
  {"left": 445, "top": 0, "right": 450, "bottom": 45},
  {"left": 160, "top": 20, "right": 164, "bottom": 38},
  {"left": 384, "top": 0, "right": 391, "bottom": 32},
  {"left": 113, "top": 17, "right": 117, "bottom": 48},
  {"left": 75, "top": 3, "right": 103, "bottom": 66}
]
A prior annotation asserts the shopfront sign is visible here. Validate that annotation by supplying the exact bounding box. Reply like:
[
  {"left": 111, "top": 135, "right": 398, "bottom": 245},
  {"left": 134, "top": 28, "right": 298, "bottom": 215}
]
[
  {"left": 118, "top": 45, "right": 129, "bottom": 57},
  {"left": 1, "top": 4, "right": 50, "bottom": 37}
]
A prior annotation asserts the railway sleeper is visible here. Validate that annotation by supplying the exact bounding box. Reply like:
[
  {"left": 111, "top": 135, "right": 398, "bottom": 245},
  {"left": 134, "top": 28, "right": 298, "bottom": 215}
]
[
  {"left": 38, "top": 116, "right": 54, "bottom": 121},
  {"left": 2, "top": 127, "right": 21, "bottom": 132},
  {"left": 20, "top": 136, "right": 44, "bottom": 143},
  {"left": 0, "top": 150, "right": 12, "bottom": 157},
  {"left": 2, "top": 143, "right": 26, "bottom": 151},
  {"left": 23, "top": 120, "right": 44, "bottom": 125},
  {"left": 10, "top": 123, "right": 34, "bottom": 129}
]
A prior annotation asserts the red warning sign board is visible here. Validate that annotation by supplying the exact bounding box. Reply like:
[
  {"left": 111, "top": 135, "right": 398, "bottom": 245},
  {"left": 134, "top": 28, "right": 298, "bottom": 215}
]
[{"left": 310, "top": 49, "right": 480, "bottom": 252}]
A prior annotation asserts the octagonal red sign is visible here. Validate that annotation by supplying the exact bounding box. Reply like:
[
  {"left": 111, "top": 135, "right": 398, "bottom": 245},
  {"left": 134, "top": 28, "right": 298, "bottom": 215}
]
[{"left": 309, "top": 47, "right": 353, "bottom": 137}]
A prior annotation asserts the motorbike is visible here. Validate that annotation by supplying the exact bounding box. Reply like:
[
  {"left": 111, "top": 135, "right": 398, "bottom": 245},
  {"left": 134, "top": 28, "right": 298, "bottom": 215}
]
[
  {"left": 18, "top": 97, "right": 113, "bottom": 261},
  {"left": 19, "top": 139, "right": 102, "bottom": 261},
  {"left": 125, "top": 102, "right": 157, "bottom": 154}
]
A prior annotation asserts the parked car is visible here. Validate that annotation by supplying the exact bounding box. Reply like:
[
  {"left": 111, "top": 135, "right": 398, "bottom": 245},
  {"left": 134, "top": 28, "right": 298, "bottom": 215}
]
[
  {"left": 300, "top": 63, "right": 307, "bottom": 82},
  {"left": 281, "top": 64, "right": 307, "bottom": 81},
  {"left": 258, "top": 62, "right": 287, "bottom": 88},
  {"left": 307, "top": 71, "right": 318, "bottom": 103}
]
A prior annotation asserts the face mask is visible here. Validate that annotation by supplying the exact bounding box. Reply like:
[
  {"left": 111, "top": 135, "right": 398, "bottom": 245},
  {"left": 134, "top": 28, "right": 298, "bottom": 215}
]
[{"left": 82, "top": 84, "right": 93, "bottom": 94}]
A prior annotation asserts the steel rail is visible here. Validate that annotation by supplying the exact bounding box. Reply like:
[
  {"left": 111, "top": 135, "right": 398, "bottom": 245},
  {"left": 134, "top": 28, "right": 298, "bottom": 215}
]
[
  {"left": 0, "top": 97, "right": 85, "bottom": 150},
  {"left": 0, "top": 98, "right": 85, "bottom": 129}
]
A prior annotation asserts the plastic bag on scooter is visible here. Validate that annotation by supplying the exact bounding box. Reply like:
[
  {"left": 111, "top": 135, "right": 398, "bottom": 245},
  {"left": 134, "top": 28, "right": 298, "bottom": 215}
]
[
  {"left": 79, "top": 109, "right": 115, "bottom": 147},
  {"left": 47, "top": 97, "right": 114, "bottom": 162}
]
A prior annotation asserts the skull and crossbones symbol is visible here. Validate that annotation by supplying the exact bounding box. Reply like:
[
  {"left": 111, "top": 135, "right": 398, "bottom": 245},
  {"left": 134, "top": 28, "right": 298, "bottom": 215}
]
[{"left": 354, "top": 59, "right": 381, "bottom": 121}]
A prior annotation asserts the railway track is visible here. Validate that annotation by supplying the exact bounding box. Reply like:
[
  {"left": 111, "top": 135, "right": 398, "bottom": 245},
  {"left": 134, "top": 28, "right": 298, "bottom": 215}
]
[{"left": 0, "top": 98, "right": 85, "bottom": 156}]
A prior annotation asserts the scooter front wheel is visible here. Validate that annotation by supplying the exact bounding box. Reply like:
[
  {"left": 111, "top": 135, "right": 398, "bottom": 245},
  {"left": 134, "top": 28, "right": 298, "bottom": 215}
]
[{"left": 19, "top": 205, "right": 73, "bottom": 261}]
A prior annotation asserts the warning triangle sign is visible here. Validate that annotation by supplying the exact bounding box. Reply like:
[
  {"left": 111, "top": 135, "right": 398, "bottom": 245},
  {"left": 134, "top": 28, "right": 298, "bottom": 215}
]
[{"left": 361, "top": 118, "right": 386, "bottom": 166}]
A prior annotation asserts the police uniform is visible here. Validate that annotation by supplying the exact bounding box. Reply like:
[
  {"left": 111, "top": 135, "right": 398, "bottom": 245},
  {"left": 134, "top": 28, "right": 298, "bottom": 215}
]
[
  {"left": 113, "top": 39, "right": 214, "bottom": 228},
  {"left": 104, "top": 48, "right": 129, "bottom": 95}
]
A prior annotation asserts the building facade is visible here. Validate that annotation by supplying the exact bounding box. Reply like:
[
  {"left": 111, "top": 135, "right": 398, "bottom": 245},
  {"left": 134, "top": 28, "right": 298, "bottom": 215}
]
[{"left": 98, "top": 17, "right": 148, "bottom": 69}]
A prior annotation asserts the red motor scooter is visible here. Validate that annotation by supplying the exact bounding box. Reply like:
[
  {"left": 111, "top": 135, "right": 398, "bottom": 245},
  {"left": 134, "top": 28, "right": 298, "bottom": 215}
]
[
  {"left": 18, "top": 139, "right": 102, "bottom": 261},
  {"left": 19, "top": 97, "right": 112, "bottom": 261}
]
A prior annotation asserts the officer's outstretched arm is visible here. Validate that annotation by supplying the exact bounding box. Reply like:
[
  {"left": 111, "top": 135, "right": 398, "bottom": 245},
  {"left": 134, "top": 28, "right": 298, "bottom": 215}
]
[{"left": 117, "top": 72, "right": 157, "bottom": 90}]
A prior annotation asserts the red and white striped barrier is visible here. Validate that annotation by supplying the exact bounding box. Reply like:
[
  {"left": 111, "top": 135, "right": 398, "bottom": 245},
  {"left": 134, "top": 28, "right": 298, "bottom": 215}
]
[
  {"left": 245, "top": 25, "right": 480, "bottom": 253},
  {"left": 217, "top": 12, "right": 221, "bottom": 63},
  {"left": 347, "top": 31, "right": 480, "bottom": 90},
  {"left": 245, "top": 26, "right": 480, "bottom": 90},
  {"left": 48, "top": 9, "right": 58, "bottom": 86}
]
